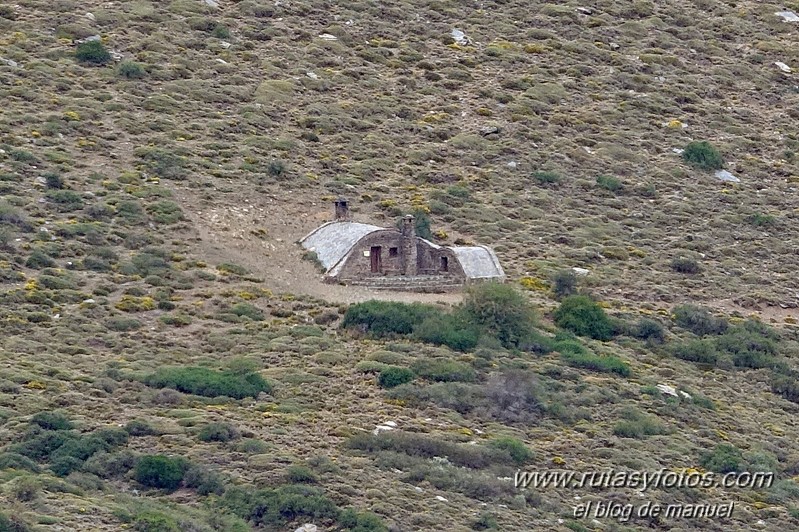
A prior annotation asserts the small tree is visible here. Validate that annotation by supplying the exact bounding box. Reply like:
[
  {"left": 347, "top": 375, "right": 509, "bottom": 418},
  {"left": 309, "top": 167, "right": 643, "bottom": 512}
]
[
  {"left": 460, "top": 283, "right": 537, "bottom": 348},
  {"left": 682, "top": 141, "right": 724, "bottom": 170},
  {"left": 134, "top": 455, "right": 188, "bottom": 490},
  {"left": 75, "top": 40, "right": 112, "bottom": 65},
  {"left": 553, "top": 295, "right": 614, "bottom": 341},
  {"left": 551, "top": 269, "right": 577, "bottom": 299}
]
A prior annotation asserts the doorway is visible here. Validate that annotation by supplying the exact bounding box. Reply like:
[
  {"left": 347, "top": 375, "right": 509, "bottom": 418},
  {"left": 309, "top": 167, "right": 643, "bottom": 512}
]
[
  {"left": 370, "top": 246, "right": 382, "bottom": 273},
  {"left": 440, "top": 256, "right": 448, "bottom": 272}
]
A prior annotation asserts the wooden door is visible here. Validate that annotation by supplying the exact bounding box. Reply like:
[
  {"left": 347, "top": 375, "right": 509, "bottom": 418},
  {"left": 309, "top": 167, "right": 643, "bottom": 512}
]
[{"left": 370, "top": 246, "right": 382, "bottom": 273}]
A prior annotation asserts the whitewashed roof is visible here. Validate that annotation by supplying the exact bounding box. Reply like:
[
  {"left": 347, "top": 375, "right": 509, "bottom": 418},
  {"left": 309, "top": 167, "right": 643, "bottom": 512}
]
[
  {"left": 300, "top": 221, "right": 385, "bottom": 274},
  {"left": 450, "top": 245, "right": 505, "bottom": 280}
]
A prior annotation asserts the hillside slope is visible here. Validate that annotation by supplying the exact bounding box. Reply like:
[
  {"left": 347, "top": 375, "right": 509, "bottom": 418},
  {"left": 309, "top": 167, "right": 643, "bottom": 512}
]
[{"left": 1, "top": 0, "right": 799, "bottom": 531}]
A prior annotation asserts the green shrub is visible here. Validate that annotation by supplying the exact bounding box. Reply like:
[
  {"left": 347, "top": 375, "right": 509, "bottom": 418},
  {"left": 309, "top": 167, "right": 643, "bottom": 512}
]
[
  {"left": 414, "top": 313, "right": 480, "bottom": 351},
  {"left": 43, "top": 172, "right": 64, "bottom": 189},
  {"left": 487, "top": 437, "right": 533, "bottom": 465},
  {"left": 700, "top": 444, "right": 743, "bottom": 473},
  {"left": 0, "top": 453, "right": 41, "bottom": 472},
  {"left": 133, "top": 511, "right": 180, "bottom": 532},
  {"left": 338, "top": 508, "right": 389, "bottom": 532},
  {"left": 134, "top": 455, "right": 189, "bottom": 490},
  {"left": 217, "top": 262, "right": 249, "bottom": 275},
  {"left": 286, "top": 464, "right": 318, "bottom": 483},
  {"left": 0, "top": 512, "right": 29, "bottom": 532},
  {"left": 471, "top": 512, "right": 499, "bottom": 530},
  {"left": 672, "top": 305, "right": 728, "bottom": 336},
  {"left": 346, "top": 431, "right": 517, "bottom": 469},
  {"left": 75, "top": 40, "right": 112, "bottom": 65},
  {"left": 147, "top": 201, "right": 183, "bottom": 224},
  {"left": 341, "top": 300, "right": 437, "bottom": 337},
  {"left": 461, "top": 282, "right": 537, "bottom": 348},
  {"left": 25, "top": 250, "right": 56, "bottom": 269},
  {"left": 561, "top": 350, "right": 630, "bottom": 377},
  {"left": 612, "top": 408, "right": 668, "bottom": 439},
  {"left": 125, "top": 419, "right": 157, "bottom": 437},
  {"left": 378, "top": 366, "right": 415, "bottom": 388},
  {"left": 184, "top": 464, "right": 225, "bottom": 495},
  {"left": 633, "top": 318, "right": 666, "bottom": 343},
  {"left": 198, "top": 422, "right": 240, "bottom": 442},
  {"left": 410, "top": 359, "right": 476, "bottom": 383},
  {"left": 671, "top": 339, "right": 718, "bottom": 365},
  {"left": 221, "top": 485, "right": 340, "bottom": 528},
  {"left": 143, "top": 366, "right": 271, "bottom": 399},
  {"left": 412, "top": 209, "right": 433, "bottom": 240},
  {"left": 596, "top": 175, "right": 623, "bottom": 192},
  {"left": 749, "top": 213, "right": 776, "bottom": 227},
  {"left": 30, "top": 411, "right": 73, "bottom": 431},
  {"left": 230, "top": 302, "right": 264, "bottom": 321},
  {"left": 106, "top": 317, "right": 142, "bottom": 331},
  {"left": 266, "top": 159, "right": 287, "bottom": 178},
  {"left": 553, "top": 295, "right": 614, "bottom": 341},
  {"left": 682, "top": 141, "right": 724, "bottom": 170},
  {"left": 118, "top": 61, "right": 146, "bottom": 79},
  {"left": 716, "top": 320, "right": 778, "bottom": 369},
  {"left": 533, "top": 170, "right": 560, "bottom": 185},
  {"left": 552, "top": 269, "right": 577, "bottom": 299},
  {"left": 772, "top": 373, "right": 799, "bottom": 403},
  {"left": 670, "top": 257, "right": 701, "bottom": 274}
]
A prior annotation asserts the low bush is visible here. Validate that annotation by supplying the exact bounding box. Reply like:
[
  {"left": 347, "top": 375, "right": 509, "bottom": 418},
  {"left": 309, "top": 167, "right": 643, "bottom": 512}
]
[
  {"left": 672, "top": 305, "right": 728, "bottom": 336},
  {"left": 286, "top": 464, "right": 318, "bottom": 484},
  {"left": 553, "top": 295, "right": 614, "bottom": 341},
  {"left": 613, "top": 408, "right": 669, "bottom": 439},
  {"left": 125, "top": 419, "right": 157, "bottom": 436},
  {"left": 378, "top": 366, "right": 415, "bottom": 388},
  {"left": 487, "top": 437, "right": 533, "bottom": 465},
  {"left": 716, "top": 320, "right": 779, "bottom": 369},
  {"left": 75, "top": 40, "right": 112, "bottom": 65},
  {"left": 632, "top": 318, "right": 666, "bottom": 343},
  {"left": 221, "top": 484, "right": 342, "bottom": 528},
  {"left": 0, "top": 512, "right": 29, "bottom": 532},
  {"left": 596, "top": 174, "right": 623, "bottom": 192},
  {"left": 700, "top": 444, "right": 743, "bottom": 474},
  {"left": 461, "top": 282, "right": 537, "bottom": 348},
  {"left": 341, "top": 300, "right": 436, "bottom": 337},
  {"left": 184, "top": 463, "right": 226, "bottom": 495},
  {"left": 142, "top": 366, "right": 270, "bottom": 399},
  {"left": 30, "top": 411, "right": 73, "bottom": 431},
  {"left": 198, "top": 422, "right": 240, "bottom": 443},
  {"left": 670, "top": 257, "right": 701, "bottom": 274},
  {"left": 671, "top": 339, "right": 719, "bottom": 365},
  {"left": 414, "top": 313, "right": 480, "bottom": 351},
  {"left": 682, "top": 141, "right": 724, "bottom": 170},
  {"left": 230, "top": 303, "right": 264, "bottom": 321},
  {"left": 0, "top": 452, "right": 40, "bottom": 472},
  {"left": 133, "top": 512, "right": 180, "bottom": 532},
  {"left": 118, "top": 61, "right": 146, "bottom": 79},
  {"left": 561, "top": 350, "right": 630, "bottom": 377},
  {"left": 552, "top": 269, "right": 577, "bottom": 299},
  {"left": 134, "top": 455, "right": 189, "bottom": 490},
  {"left": 533, "top": 170, "right": 561, "bottom": 185},
  {"left": 772, "top": 373, "right": 799, "bottom": 403},
  {"left": 410, "top": 359, "right": 477, "bottom": 383},
  {"left": 347, "top": 430, "right": 519, "bottom": 469}
]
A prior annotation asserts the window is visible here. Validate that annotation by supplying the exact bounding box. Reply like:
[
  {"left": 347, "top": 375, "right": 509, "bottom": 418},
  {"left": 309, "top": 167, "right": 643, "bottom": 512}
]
[{"left": 389, "top": 247, "right": 398, "bottom": 257}]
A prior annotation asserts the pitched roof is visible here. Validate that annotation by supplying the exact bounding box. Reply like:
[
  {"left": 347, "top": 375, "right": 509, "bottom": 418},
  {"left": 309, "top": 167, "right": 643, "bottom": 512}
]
[
  {"left": 299, "top": 221, "right": 385, "bottom": 274},
  {"left": 449, "top": 245, "right": 506, "bottom": 279}
]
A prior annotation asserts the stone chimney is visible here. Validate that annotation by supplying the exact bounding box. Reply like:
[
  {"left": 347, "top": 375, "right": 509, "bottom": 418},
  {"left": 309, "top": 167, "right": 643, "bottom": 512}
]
[
  {"left": 334, "top": 198, "right": 350, "bottom": 220},
  {"left": 400, "top": 214, "right": 417, "bottom": 276}
]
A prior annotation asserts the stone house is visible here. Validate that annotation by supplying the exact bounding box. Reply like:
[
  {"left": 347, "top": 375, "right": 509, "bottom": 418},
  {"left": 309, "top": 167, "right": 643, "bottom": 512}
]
[{"left": 299, "top": 199, "right": 505, "bottom": 291}]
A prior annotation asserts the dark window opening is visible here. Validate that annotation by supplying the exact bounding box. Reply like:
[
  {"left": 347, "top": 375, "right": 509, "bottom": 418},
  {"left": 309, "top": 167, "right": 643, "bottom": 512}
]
[
  {"left": 440, "top": 256, "right": 448, "bottom": 272},
  {"left": 389, "top": 247, "right": 398, "bottom": 257}
]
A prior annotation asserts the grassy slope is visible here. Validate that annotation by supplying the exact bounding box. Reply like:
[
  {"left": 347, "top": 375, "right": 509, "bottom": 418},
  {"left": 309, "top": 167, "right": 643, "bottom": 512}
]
[{"left": 0, "top": 0, "right": 799, "bottom": 530}]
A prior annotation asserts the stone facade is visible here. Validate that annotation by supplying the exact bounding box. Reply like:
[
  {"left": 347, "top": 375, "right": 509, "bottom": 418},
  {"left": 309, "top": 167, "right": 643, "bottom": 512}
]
[{"left": 299, "top": 201, "right": 505, "bottom": 290}]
